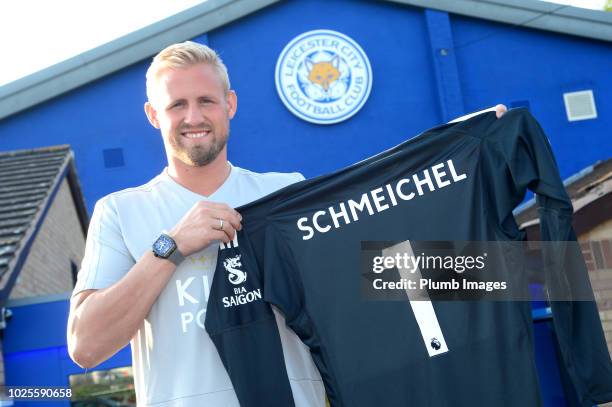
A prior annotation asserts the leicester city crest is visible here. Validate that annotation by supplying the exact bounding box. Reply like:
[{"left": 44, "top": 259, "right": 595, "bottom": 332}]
[{"left": 275, "top": 29, "right": 373, "bottom": 125}]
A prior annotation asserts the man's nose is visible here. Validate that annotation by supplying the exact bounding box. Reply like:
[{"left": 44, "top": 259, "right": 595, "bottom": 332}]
[{"left": 184, "top": 103, "right": 204, "bottom": 124}]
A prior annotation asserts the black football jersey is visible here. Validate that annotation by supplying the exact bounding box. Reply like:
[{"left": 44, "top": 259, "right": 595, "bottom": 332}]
[{"left": 205, "top": 109, "right": 612, "bottom": 407}]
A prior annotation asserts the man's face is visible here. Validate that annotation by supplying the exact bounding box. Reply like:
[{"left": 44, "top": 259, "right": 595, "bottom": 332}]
[{"left": 146, "top": 63, "right": 237, "bottom": 167}]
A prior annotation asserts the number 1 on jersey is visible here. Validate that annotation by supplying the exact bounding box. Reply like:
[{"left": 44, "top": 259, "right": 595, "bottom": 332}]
[{"left": 382, "top": 241, "right": 449, "bottom": 357}]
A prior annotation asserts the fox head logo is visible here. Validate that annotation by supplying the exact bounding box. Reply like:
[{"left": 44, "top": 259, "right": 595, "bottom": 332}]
[
  {"left": 305, "top": 55, "right": 340, "bottom": 91},
  {"left": 275, "top": 30, "right": 372, "bottom": 124}
]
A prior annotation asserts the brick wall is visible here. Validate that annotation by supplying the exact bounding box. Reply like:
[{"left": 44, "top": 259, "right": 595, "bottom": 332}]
[
  {"left": 581, "top": 219, "right": 612, "bottom": 404},
  {"left": 8, "top": 178, "right": 85, "bottom": 300},
  {"left": 579, "top": 220, "right": 612, "bottom": 356},
  {"left": 585, "top": 240, "right": 612, "bottom": 407}
]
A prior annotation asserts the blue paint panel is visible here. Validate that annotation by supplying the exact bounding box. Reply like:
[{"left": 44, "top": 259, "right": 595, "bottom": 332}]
[
  {"left": 4, "top": 347, "right": 66, "bottom": 386},
  {"left": 533, "top": 320, "right": 571, "bottom": 407},
  {"left": 103, "top": 148, "right": 125, "bottom": 168},
  {"left": 451, "top": 14, "right": 612, "bottom": 179},
  {"left": 424, "top": 9, "right": 464, "bottom": 122},
  {"left": 4, "top": 301, "right": 70, "bottom": 353},
  {"left": 3, "top": 298, "right": 133, "bottom": 358}
]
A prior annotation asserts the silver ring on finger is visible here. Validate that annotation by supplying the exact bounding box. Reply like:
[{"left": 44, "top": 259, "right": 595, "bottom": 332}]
[{"left": 217, "top": 218, "right": 224, "bottom": 230}]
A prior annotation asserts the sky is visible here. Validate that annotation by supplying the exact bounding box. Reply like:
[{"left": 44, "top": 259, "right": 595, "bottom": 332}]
[
  {"left": 0, "top": 0, "right": 205, "bottom": 87},
  {"left": 0, "top": 0, "right": 607, "bottom": 87}
]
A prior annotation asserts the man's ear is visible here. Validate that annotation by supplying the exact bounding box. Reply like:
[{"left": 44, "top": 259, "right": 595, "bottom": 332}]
[
  {"left": 226, "top": 90, "right": 237, "bottom": 120},
  {"left": 144, "top": 101, "right": 160, "bottom": 129}
]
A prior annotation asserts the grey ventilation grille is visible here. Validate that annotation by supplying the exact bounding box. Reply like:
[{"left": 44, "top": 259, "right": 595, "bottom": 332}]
[{"left": 563, "top": 90, "right": 597, "bottom": 122}]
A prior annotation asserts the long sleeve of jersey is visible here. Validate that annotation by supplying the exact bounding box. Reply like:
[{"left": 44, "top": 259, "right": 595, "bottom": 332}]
[
  {"left": 205, "top": 108, "right": 612, "bottom": 407},
  {"left": 492, "top": 112, "right": 612, "bottom": 405},
  {"left": 204, "top": 221, "right": 296, "bottom": 407}
]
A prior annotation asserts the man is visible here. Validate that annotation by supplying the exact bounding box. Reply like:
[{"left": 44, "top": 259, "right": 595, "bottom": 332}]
[
  {"left": 67, "top": 41, "right": 325, "bottom": 407},
  {"left": 67, "top": 41, "right": 507, "bottom": 406}
]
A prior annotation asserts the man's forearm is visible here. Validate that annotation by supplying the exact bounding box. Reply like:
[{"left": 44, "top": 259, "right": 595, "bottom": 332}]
[{"left": 68, "top": 251, "right": 176, "bottom": 368}]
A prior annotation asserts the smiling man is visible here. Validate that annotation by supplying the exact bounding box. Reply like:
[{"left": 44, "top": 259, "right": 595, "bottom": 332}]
[
  {"left": 67, "top": 41, "right": 325, "bottom": 407},
  {"left": 66, "top": 41, "right": 507, "bottom": 407}
]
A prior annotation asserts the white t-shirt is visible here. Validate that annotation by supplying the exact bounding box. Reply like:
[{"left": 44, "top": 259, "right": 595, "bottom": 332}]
[{"left": 73, "top": 164, "right": 325, "bottom": 406}]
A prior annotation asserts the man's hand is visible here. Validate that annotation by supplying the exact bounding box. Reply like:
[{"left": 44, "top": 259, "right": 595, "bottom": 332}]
[
  {"left": 494, "top": 104, "right": 508, "bottom": 118},
  {"left": 169, "top": 202, "right": 242, "bottom": 257},
  {"left": 449, "top": 104, "right": 508, "bottom": 123}
]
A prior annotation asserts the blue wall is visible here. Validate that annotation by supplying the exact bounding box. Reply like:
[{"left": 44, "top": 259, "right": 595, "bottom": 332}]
[
  {"left": 451, "top": 14, "right": 612, "bottom": 177},
  {"left": 0, "top": 0, "right": 609, "bottom": 214}
]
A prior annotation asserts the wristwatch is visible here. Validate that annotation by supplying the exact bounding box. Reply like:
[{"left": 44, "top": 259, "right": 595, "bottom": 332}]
[{"left": 152, "top": 233, "right": 185, "bottom": 266}]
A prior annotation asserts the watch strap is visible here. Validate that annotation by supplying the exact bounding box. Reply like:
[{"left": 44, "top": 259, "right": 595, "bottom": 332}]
[{"left": 167, "top": 246, "right": 185, "bottom": 266}]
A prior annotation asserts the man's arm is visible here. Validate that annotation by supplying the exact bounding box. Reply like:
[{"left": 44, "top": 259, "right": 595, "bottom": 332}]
[
  {"left": 67, "top": 201, "right": 242, "bottom": 368},
  {"left": 67, "top": 252, "right": 176, "bottom": 368}
]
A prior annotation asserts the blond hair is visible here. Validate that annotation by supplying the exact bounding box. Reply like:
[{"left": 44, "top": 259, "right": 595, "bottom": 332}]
[{"left": 145, "top": 41, "right": 230, "bottom": 102}]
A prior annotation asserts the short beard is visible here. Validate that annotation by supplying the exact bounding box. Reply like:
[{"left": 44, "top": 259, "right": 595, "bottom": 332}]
[{"left": 171, "top": 130, "right": 228, "bottom": 167}]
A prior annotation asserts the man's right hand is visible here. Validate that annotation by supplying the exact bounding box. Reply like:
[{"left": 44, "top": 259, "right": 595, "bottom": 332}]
[{"left": 168, "top": 201, "right": 242, "bottom": 257}]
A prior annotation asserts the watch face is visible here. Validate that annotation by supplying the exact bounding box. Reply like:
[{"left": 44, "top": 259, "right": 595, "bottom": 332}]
[{"left": 153, "top": 235, "right": 176, "bottom": 258}]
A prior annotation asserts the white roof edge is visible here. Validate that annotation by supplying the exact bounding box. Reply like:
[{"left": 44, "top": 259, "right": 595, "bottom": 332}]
[
  {"left": 0, "top": 0, "right": 281, "bottom": 121},
  {"left": 387, "top": 0, "right": 612, "bottom": 40},
  {"left": 0, "top": 0, "right": 610, "bottom": 121}
]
